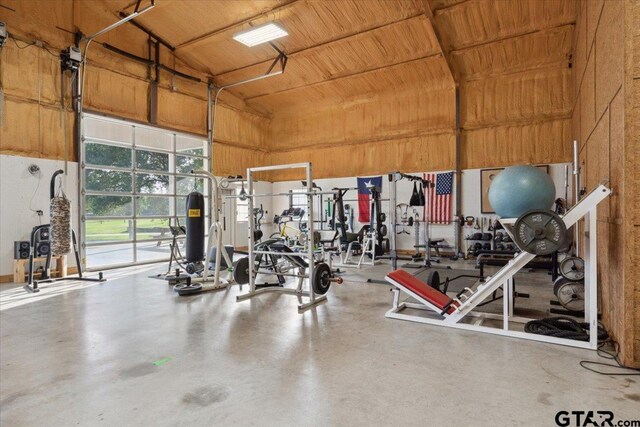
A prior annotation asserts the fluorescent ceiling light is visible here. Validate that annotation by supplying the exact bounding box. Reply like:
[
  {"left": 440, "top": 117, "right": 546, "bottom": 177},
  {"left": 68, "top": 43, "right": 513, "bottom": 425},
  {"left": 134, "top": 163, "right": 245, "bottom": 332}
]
[{"left": 233, "top": 23, "right": 288, "bottom": 47}]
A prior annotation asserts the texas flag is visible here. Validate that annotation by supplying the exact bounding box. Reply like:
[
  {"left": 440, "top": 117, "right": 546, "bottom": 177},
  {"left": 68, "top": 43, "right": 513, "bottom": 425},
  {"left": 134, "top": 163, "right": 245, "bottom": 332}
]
[{"left": 357, "top": 176, "right": 382, "bottom": 223}]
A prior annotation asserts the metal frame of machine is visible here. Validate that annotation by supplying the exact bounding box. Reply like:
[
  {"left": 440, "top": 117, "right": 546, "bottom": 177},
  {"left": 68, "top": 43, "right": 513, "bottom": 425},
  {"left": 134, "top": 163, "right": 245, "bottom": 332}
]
[
  {"left": 238, "top": 162, "right": 326, "bottom": 311},
  {"left": 386, "top": 184, "right": 611, "bottom": 349}
]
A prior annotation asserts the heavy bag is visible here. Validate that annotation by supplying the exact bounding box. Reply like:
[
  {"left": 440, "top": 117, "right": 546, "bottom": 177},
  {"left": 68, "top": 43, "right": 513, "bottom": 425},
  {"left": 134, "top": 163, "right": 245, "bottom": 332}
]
[
  {"left": 185, "top": 192, "right": 205, "bottom": 263},
  {"left": 49, "top": 170, "right": 71, "bottom": 256},
  {"left": 409, "top": 182, "right": 420, "bottom": 206},
  {"left": 50, "top": 196, "right": 71, "bottom": 256},
  {"left": 418, "top": 182, "right": 425, "bottom": 206}
]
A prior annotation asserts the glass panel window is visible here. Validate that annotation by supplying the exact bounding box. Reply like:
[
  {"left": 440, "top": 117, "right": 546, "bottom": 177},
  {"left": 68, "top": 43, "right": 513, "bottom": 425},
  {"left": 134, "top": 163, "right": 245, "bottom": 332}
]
[
  {"left": 86, "top": 243, "right": 134, "bottom": 268},
  {"left": 83, "top": 114, "right": 208, "bottom": 269},
  {"left": 176, "top": 135, "right": 206, "bottom": 157},
  {"left": 236, "top": 188, "right": 248, "bottom": 221},
  {"left": 85, "top": 169, "right": 132, "bottom": 193},
  {"left": 136, "top": 150, "right": 169, "bottom": 172},
  {"left": 136, "top": 196, "right": 172, "bottom": 217},
  {"left": 136, "top": 240, "right": 173, "bottom": 262},
  {"left": 176, "top": 176, "right": 205, "bottom": 195},
  {"left": 85, "top": 195, "right": 133, "bottom": 217},
  {"left": 85, "top": 219, "right": 134, "bottom": 243},
  {"left": 84, "top": 117, "right": 132, "bottom": 143},
  {"left": 176, "top": 155, "right": 204, "bottom": 174},
  {"left": 135, "top": 173, "right": 171, "bottom": 194},
  {"left": 135, "top": 127, "right": 172, "bottom": 151},
  {"left": 85, "top": 143, "right": 131, "bottom": 168},
  {"left": 135, "top": 218, "right": 172, "bottom": 241}
]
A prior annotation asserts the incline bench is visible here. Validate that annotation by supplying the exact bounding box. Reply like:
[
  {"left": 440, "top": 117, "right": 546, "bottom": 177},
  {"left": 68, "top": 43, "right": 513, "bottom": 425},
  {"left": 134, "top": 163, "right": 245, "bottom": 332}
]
[{"left": 386, "top": 270, "right": 461, "bottom": 316}]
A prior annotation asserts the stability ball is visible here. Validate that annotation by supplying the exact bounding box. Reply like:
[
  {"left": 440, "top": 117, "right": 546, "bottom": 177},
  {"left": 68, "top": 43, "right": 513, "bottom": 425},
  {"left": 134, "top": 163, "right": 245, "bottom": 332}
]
[{"left": 488, "top": 165, "right": 555, "bottom": 218}]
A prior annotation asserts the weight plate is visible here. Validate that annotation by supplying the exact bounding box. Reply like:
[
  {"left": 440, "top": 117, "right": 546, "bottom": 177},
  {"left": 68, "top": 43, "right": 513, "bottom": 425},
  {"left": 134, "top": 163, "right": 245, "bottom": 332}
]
[
  {"left": 380, "top": 225, "right": 388, "bottom": 237},
  {"left": 556, "top": 281, "right": 585, "bottom": 312},
  {"left": 513, "top": 209, "right": 567, "bottom": 255},
  {"left": 233, "top": 257, "right": 251, "bottom": 285},
  {"left": 407, "top": 217, "right": 414, "bottom": 226},
  {"left": 427, "top": 270, "right": 440, "bottom": 291},
  {"left": 553, "top": 277, "right": 570, "bottom": 296},
  {"left": 312, "top": 262, "right": 332, "bottom": 295},
  {"left": 559, "top": 256, "right": 585, "bottom": 282},
  {"left": 176, "top": 283, "right": 203, "bottom": 296}
]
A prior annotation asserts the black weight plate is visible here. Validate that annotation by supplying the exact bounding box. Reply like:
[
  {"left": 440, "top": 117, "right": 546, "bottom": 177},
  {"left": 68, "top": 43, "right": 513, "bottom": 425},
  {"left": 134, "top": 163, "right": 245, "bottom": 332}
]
[
  {"left": 427, "top": 270, "right": 440, "bottom": 291},
  {"left": 559, "top": 256, "right": 585, "bottom": 282},
  {"left": 556, "top": 281, "right": 585, "bottom": 311},
  {"left": 553, "top": 277, "right": 571, "bottom": 296},
  {"left": 513, "top": 209, "right": 567, "bottom": 255},
  {"left": 380, "top": 225, "right": 388, "bottom": 237},
  {"left": 233, "top": 257, "right": 251, "bottom": 285},
  {"left": 177, "top": 283, "right": 203, "bottom": 296},
  {"left": 407, "top": 217, "right": 414, "bottom": 226},
  {"left": 312, "top": 262, "right": 332, "bottom": 295}
]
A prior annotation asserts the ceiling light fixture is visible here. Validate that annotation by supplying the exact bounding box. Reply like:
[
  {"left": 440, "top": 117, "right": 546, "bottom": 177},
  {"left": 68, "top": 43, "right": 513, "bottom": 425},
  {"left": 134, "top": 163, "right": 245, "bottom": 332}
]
[{"left": 233, "top": 23, "right": 288, "bottom": 47}]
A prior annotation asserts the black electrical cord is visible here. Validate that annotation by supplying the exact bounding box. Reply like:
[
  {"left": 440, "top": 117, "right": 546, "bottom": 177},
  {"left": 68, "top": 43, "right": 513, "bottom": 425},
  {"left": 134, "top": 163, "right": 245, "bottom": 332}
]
[
  {"left": 524, "top": 316, "right": 608, "bottom": 342},
  {"left": 580, "top": 340, "right": 640, "bottom": 376}
]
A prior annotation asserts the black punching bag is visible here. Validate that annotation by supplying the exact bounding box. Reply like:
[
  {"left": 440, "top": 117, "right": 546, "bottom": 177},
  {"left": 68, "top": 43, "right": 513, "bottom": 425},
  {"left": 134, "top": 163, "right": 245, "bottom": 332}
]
[{"left": 185, "top": 192, "right": 205, "bottom": 262}]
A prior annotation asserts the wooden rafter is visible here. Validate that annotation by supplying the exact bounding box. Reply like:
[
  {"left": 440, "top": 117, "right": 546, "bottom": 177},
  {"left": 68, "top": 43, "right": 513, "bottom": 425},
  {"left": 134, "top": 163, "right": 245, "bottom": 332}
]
[{"left": 421, "top": 0, "right": 457, "bottom": 85}]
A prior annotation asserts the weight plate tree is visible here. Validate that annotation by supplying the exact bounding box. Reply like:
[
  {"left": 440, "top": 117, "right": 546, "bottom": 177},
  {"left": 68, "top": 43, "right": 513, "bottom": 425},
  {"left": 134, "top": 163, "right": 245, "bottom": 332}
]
[{"left": 513, "top": 209, "right": 567, "bottom": 256}]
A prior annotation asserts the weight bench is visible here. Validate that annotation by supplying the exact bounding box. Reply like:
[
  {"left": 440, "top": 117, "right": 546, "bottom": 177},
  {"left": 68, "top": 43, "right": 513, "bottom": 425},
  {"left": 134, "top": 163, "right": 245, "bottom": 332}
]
[{"left": 386, "top": 270, "right": 460, "bottom": 316}]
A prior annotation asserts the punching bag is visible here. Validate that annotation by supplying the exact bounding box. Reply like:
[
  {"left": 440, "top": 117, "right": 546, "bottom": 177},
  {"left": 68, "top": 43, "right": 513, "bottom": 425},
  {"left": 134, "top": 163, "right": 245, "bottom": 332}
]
[
  {"left": 50, "top": 170, "right": 72, "bottom": 256},
  {"left": 185, "top": 192, "right": 205, "bottom": 262}
]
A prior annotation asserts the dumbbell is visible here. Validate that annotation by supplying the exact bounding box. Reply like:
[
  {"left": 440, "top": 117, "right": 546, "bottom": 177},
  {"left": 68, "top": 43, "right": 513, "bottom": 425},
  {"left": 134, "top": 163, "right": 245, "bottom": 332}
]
[{"left": 483, "top": 243, "right": 491, "bottom": 251}]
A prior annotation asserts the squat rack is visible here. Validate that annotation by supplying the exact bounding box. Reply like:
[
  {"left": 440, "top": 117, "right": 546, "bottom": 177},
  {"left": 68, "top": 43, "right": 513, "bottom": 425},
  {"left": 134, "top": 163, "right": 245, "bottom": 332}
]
[{"left": 237, "top": 162, "right": 325, "bottom": 311}]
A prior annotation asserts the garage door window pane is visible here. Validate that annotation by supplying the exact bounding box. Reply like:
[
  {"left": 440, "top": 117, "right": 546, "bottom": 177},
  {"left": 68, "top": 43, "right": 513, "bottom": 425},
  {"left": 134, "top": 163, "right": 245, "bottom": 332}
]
[
  {"left": 86, "top": 243, "right": 133, "bottom": 268},
  {"left": 176, "top": 156, "right": 204, "bottom": 173},
  {"left": 84, "top": 117, "right": 132, "bottom": 143},
  {"left": 137, "top": 196, "right": 172, "bottom": 217},
  {"left": 86, "top": 195, "right": 133, "bottom": 217},
  {"left": 135, "top": 173, "right": 171, "bottom": 194},
  {"left": 135, "top": 127, "right": 172, "bottom": 151},
  {"left": 176, "top": 176, "right": 205, "bottom": 195},
  {"left": 86, "top": 219, "right": 134, "bottom": 243},
  {"left": 86, "top": 143, "right": 131, "bottom": 168},
  {"left": 136, "top": 150, "right": 169, "bottom": 172},
  {"left": 85, "top": 169, "right": 132, "bottom": 193},
  {"left": 176, "top": 135, "right": 206, "bottom": 156}
]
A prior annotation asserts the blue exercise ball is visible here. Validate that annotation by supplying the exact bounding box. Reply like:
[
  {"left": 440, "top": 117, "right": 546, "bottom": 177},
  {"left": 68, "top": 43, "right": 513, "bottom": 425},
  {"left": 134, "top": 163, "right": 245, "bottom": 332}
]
[{"left": 488, "top": 165, "right": 555, "bottom": 218}]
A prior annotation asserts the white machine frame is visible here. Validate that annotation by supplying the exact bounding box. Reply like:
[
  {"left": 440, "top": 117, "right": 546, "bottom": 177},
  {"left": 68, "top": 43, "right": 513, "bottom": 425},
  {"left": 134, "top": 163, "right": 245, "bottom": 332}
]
[
  {"left": 237, "top": 162, "right": 326, "bottom": 311},
  {"left": 386, "top": 184, "right": 611, "bottom": 349},
  {"left": 186, "top": 170, "right": 239, "bottom": 290}
]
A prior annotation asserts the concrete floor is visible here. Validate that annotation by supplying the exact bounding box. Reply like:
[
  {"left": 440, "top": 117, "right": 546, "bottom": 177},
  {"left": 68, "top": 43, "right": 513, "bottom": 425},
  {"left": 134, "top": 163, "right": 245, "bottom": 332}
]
[{"left": 1, "top": 260, "right": 638, "bottom": 426}]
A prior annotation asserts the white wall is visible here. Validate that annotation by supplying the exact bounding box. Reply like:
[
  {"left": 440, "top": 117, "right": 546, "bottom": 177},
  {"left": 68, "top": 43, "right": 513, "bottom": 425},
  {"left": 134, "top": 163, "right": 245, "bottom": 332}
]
[
  {"left": 269, "top": 163, "right": 572, "bottom": 252},
  {"left": 0, "top": 155, "right": 80, "bottom": 276}
]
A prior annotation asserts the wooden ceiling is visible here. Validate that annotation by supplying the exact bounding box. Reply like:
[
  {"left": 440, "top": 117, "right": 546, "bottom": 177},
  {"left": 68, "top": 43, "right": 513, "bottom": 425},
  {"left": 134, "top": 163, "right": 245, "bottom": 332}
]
[{"left": 107, "top": 0, "right": 577, "bottom": 114}]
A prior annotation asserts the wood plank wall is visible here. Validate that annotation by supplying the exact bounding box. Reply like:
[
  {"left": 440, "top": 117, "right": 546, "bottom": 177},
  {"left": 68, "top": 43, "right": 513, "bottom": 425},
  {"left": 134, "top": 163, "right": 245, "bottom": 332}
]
[
  {"left": 572, "top": 0, "right": 639, "bottom": 367},
  {"left": 0, "top": 0, "right": 267, "bottom": 175}
]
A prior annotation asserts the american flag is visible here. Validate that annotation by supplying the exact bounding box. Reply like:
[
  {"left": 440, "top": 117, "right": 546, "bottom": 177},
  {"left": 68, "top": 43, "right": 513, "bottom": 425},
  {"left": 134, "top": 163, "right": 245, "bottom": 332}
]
[{"left": 424, "top": 172, "right": 453, "bottom": 224}]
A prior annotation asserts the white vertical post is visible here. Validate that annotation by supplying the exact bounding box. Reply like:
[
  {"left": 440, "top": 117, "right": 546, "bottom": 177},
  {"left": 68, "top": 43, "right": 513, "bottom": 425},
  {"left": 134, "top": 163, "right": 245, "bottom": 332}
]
[
  {"left": 306, "top": 163, "right": 315, "bottom": 302},
  {"left": 389, "top": 174, "right": 398, "bottom": 271},
  {"left": 247, "top": 168, "right": 255, "bottom": 294},
  {"left": 586, "top": 206, "right": 598, "bottom": 348}
]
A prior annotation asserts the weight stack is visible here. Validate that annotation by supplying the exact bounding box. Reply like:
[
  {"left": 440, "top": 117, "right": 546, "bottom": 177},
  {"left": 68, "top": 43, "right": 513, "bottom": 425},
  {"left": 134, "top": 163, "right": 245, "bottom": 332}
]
[{"left": 185, "top": 192, "right": 205, "bottom": 263}]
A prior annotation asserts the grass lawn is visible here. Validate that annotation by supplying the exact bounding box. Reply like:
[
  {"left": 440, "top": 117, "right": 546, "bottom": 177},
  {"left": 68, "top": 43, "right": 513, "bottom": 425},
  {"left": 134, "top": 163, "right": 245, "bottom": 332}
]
[{"left": 86, "top": 218, "right": 171, "bottom": 242}]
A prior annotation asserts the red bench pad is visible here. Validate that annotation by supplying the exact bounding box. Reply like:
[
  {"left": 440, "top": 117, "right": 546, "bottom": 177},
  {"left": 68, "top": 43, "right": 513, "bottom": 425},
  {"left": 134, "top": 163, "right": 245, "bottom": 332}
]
[{"left": 387, "top": 269, "right": 458, "bottom": 315}]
